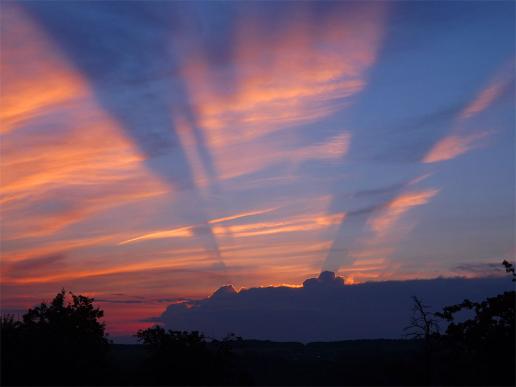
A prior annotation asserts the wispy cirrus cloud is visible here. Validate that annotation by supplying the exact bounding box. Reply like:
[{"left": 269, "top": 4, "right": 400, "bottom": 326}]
[
  {"left": 337, "top": 187, "right": 439, "bottom": 283},
  {"left": 367, "top": 189, "right": 440, "bottom": 237},
  {"left": 175, "top": 3, "right": 386, "bottom": 185},
  {"left": 213, "top": 213, "right": 345, "bottom": 239},
  {"left": 324, "top": 172, "right": 440, "bottom": 283},
  {"left": 0, "top": 5, "right": 168, "bottom": 244},
  {"left": 182, "top": 4, "right": 387, "bottom": 145},
  {"left": 118, "top": 207, "right": 277, "bottom": 245},
  {"left": 459, "top": 77, "right": 511, "bottom": 120},
  {"left": 118, "top": 227, "right": 194, "bottom": 245},
  {"left": 422, "top": 131, "right": 491, "bottom": 163},
  {"left": 208, "top": 207, "right": 278, "bottom": 224},
  {"left": 118, "top": 208, "right": 345, "bottom": 244},
  {"left": 0, "top": 5, "right": 87, "bottom": 135},
  {"left": 423, "top": 62, "right": 513, "bottom": 164}
]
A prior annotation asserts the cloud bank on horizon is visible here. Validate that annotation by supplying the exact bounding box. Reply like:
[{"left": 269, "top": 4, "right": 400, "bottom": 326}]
[
  {"left": 0, "top": 1, "right": 514, "bottom": 335},
  {"left": 157, "top": 271, "right": 514, "bottom": 342}
]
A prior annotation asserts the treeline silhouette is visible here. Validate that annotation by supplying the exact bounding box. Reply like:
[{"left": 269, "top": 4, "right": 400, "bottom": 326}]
[{"left": 1, "top": 261, "right": 514, "bottom": 386}]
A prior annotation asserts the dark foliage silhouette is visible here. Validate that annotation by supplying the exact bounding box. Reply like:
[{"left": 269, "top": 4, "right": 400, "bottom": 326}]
[
  {"left": 435, "top": 292, "right": 515, "bottom": 384},
  {"left": 502, "top": 259, "right": 516, "bottom": 281},
  {"left": 1, "top": 289, "right": 110, "bottom": 386},
  {"left": 407, "top": 260, "right": 516, "bottom": 386},
  {"left": 0, "top": 315, "right": 22, "bottom": 385},
  {"left": 440, "top": 261, "right": 515, "bottom": 385},
  {"left": 135, "top": 325, "right": 249, "bottom": 385}
]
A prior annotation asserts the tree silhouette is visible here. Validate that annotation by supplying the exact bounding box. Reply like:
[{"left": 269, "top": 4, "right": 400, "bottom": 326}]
[
  {"left": 404, "top": 296, "right": 439, "bottom": 340},
  {"left": 136, "top": 325, "right": 246, "bottom": 385},
  {"left": 433, "top": 260, "right": 516, "bottom": 385},
  {"left": 0, "top": 315, "right": 23, "bottom": 384},
  {"left": 502, "top": 259, "right": 516, "bottom": 281},
  {"left": 1, "top": 289, "right": 110, "bottom": 386},
  {"left": 403, "top": 296, "right": 439, "bottom": 385}
]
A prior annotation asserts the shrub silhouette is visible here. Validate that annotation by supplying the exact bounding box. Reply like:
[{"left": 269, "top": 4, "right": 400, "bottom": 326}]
[
  {"left": 402, "top": 261, "right": 516, "bottom": 385},
  {"left": 431, "top": 261, "right": 516, "bottom": 385},
  {"left": 135, "top": 325, "right": 247, "bottom": 385},
  {"left": 1, "top": 289, "right": 110, "bottom": 386},
  {"left": 436, "top": 294, "right": 515, "bottom": 384}
]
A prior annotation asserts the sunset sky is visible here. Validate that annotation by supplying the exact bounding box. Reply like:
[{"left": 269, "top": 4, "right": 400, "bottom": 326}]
[{"left": 1, "top": 1, "right": 514, "bottom": 336}]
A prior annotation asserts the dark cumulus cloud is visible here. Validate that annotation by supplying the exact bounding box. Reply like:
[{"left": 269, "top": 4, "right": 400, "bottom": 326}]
[{"left": 157, "top": 272, "right": 513, "bottom": 342}]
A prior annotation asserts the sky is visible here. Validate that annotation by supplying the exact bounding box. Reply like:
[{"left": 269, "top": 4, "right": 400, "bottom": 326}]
[{"left": 0, "top": 1, "right": 514, "bottom": 336}]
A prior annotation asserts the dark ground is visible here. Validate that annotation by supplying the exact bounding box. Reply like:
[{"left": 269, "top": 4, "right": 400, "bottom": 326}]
[{"left": 108, "top": 339, "right": 429, "bottom": 386}]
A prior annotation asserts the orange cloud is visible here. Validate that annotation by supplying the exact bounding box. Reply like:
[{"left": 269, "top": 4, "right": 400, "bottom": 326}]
[
  {"left": 318, "top": 177, "right": 439, "bottom": 280},
  {"left": 174, "top": 4, "right": 386, "bottom": 185},
  {"left": 118, "top": 207, "right": 278, "bottom": 245},
  {"left": 460, "top": 78, "right": 508, "bottom": 120},
  {"left": 0, "top": 5, "right": 89, "bottom": 134},
  {"left": 210, "top": 132, "right": 352, "bottom": 181},
  {"left": 291, "top": 133, "right": 351, "bottom": 163},
  {"left": 422, "top": 64, "right": 510, "bottom": 164},
  {"left": 1, "top": 234, "right": 116, "bottom": 264},
  {"left": 220, "top": 240, "right": 333, "bottom": 263},
  {"left": 118, "top": 209, "right": 344, "bottom": 244},
  {"left": 208, "top": 207, "right": 278, "bottom": 224},
  {"left": 368, "top": 189, "right": 439, "bottom": 236},
  {"left": 2, "top": 248, "right": 219, "bottom": 285},
  {"left": 119, "top": 227, "right": 194, "bottom": 245},
  {"left": 213, "top": 213, "right": 345, "bottom": 238},
  {"left": 0, "top": 6, "right": 168, "bottom": 243},
  {"left": 422, "top": 131, "right": 490, "bottom": 163}
]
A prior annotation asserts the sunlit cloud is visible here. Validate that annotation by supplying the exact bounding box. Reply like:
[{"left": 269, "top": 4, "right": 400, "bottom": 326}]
[
  {"left": 175, "top": 3, "right": 386, "bottom": 185},
  {"left": 220, "top": 240, "right": 333, "bottom": 263},
  {"left": 119, "top": 227, "right": 194, "bottom": 245},
  {"left": 213, "top": 213, "right": 345, "bottom": 238},
  {"left": 368, "top": 189, "right": 439, "bottom": 236},
  {"left": 1, "top": 234, "right": 116, "bottom": 262},
  {"left": 0, "top": 6, "right": 168, "bottom": 244},
  {"left": 327, "top": 178, "right": 439, "bottom": 278},
  {"left": 460, "top": 78, "right": 509, "bottom": 120},
  {"left": 4, "top": 257, "right": 191, "bottom": 285},
  {"left": 423, "top": 63, "right": 512, "bottom": 164},
  {"left": 119, "top": 210, "right": 344, "bottom": 244},
  {"left": 422, "top": 131, "right": 491, "bottom": 163},
  {"left": 291, "top": 133, "right": 351, "bottom": 163},
  {"left": 208, "top": 207, "right": 278, "bottom": 224},
  {"left": 118, "top": 207, "right": 277, "bottom": 245},
  {"left": 0, "top": 5, "right": 88, "bottom": 134}
]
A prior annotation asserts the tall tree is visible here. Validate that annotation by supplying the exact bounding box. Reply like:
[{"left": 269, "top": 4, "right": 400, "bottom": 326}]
[{"left": 1, "top": 289, "right": 110, "bottom": 386}]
